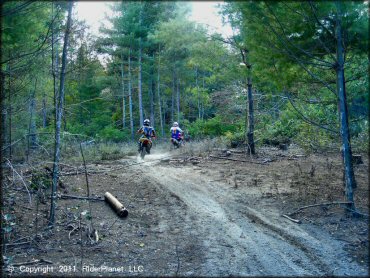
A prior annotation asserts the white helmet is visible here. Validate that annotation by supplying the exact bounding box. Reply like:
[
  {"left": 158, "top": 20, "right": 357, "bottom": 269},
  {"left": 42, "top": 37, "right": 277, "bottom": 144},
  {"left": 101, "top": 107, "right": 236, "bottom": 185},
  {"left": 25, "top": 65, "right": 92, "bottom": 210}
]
[
  {"left": 173, "top": 122, "right": 178, "bottom": 127},
  {"left": 144, "top": 119, "right": 150, "bottom": 126}
]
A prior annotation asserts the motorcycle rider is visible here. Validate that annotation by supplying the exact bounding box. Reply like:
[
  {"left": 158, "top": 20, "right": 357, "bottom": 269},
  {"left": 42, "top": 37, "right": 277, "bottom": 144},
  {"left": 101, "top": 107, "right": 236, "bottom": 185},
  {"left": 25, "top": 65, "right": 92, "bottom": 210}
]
[
  {"left": 137, "top": 119, "right": 156, "bottom": 154},
  {"left": 170, "top": 122, "right": 184, "bottom": 146}
]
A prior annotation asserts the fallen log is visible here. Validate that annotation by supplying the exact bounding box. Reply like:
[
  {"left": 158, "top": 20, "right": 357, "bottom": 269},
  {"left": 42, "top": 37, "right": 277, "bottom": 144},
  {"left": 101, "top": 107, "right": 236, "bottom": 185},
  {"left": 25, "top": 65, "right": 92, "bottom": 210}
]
[
  {"left": 209, "top": 155, "right": 267, "bottom": 165},
  {"left": 228, "top": 149, "right": 247, "bottom": 154},
  {"left": 57, "top": 194, "right": 104, "bottom": 202},
  {"left": 282, "top": 214, "right": 301, "bottom": 224},
  {"left": 5, "top": 241, "right": 32, "bottom": 248},
  {"left": 104, "top": 192, "right": 128, "bottom": 217},
  {"left": 287, "top": 201, "right": 353, "bottom": 216},
  {"left": 10, "top": 258, "right": 53, "bottom": 266}
]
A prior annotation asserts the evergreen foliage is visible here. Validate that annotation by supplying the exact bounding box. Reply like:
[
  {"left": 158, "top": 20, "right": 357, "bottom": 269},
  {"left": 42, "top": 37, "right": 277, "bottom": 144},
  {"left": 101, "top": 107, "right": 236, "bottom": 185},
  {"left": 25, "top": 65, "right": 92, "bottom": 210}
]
[{"left": 1, "top": 1, "right": 367, "bottom": 150}]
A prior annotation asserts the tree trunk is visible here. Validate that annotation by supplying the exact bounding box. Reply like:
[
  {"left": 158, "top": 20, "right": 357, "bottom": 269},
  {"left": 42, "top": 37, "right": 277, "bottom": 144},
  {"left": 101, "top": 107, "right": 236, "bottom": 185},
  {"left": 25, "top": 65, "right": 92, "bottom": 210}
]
[
  {"left": 49, "top": 1, "right": 73, "bottom": 227},
  {"left": 240, "top": 48, "right": 255, "bottom": 155},
  {"left": 177, "top": 77, "right": 180, "bottom": 123},
  {"left": 247, "top": 75, "right": 255, "bottom": 155},
  {"left": 128, "top": 48, "right": 134, "bottom": 140},
  {"left": 28, "top": 78, "right": 38, "bottom": 149},
  {"left": 55, "top": 45, "right": 59, "bottom": 117},
  {"left": 62, "top": 96, "right": 67, "bottom": 131},
  {"left": 335, "top": 1, "right": 356, "bottom": 211},
  {"left": 163, "top": 107, "right": 166, "bottom": 134},
  {"left": 201, "top": 103, "right": 204, "bottom": 120},
  {"left": 138, "top": 40, "right": 143, "bottom": 125},
  {"left": 157, "top": 51, "right": 164, "bottom": 137},
  {"left": 0, "top": 68, "right": 5, "bottom": 257},
  {"left": 52, "top": 2, "right": 59, "bottom": 127},
  {"left": 244, "top": 78, "right": 249, "bottom": 142},
  {"left": 120, "top": 54, "right": 125, "bottom": 129},
  {"left": 42, "top": 91, "right": 47, "bottom": 128},
  {"left": 27, "top": 84, "right": 36, "bottom": 162},
  {"left": 150, "top": 55, "right": 155, "bottom": 127},
  {"left": 202, "top": 76, "right": 205, "bottom": 120},
  {"left": 7, "top": 63, "right": 12, "bottom": 160},
  {"left": 171, "top": 70, "right": 175, "bottom": 123},
  {"left": 0, "top": 69, "right": 6, "bottom": 163},
  {"left": 196, "top": 68, "right": 201, "bottom": 120}
]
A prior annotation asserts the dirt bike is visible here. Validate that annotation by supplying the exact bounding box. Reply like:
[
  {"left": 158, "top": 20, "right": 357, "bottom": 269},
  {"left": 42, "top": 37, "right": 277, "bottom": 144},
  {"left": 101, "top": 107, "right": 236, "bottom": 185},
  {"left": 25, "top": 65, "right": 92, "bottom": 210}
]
[
  {"left": 138, "top": 138, "right": 152, "bottom": 159},
  {"left": 170, "top": 137, "right": 184, "bottom": 150}
]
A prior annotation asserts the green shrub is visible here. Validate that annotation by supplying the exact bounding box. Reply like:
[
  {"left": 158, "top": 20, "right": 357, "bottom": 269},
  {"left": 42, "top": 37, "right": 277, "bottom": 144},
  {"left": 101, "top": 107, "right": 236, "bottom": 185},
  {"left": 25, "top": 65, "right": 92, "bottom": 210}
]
[
  {"left": 224, "top": 131, "right": 245, "bottom": 147},
  {"left": 187, "top": 116, "right": 240, "bottom": 138},
  {"left": 97, "top": 126, "right": 130, "bottom": 142}
]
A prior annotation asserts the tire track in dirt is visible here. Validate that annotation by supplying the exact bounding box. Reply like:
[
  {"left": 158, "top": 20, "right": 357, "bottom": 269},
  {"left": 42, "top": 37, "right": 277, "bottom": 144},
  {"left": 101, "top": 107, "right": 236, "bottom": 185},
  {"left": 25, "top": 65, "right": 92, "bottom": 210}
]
[
  {"left": 125, "top": 150, "right": 365, "bottom": 276},
  {"left": 144, "top": 165, "right": 315, "bottom": 275},
  {"left": 135, "top": 158, "right": 365, "bottom": 276}
]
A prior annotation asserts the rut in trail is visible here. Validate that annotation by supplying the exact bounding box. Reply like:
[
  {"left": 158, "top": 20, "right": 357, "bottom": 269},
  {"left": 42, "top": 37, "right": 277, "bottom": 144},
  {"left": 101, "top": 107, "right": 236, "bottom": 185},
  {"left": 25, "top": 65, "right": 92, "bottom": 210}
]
[{"left": 138, "top": 161, "right": 366, "bottom": 277}]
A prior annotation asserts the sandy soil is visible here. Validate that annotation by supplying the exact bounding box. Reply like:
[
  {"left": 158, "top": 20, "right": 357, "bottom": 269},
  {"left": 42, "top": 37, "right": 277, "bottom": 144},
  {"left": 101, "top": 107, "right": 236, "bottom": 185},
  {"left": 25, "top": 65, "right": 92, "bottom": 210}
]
[{"left": 2, "top": 144, "right": 368, "bottom": 277}]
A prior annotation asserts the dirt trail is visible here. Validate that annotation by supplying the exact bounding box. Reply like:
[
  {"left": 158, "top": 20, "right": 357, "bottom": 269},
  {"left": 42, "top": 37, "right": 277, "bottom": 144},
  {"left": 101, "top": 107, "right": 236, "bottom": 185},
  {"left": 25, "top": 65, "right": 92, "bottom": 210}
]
[
  {"left": 4, "top": 147, "right": 367, "bottom": 277},
  {"left": 130, "top": 150, "right": 366, "bottom": 276}
]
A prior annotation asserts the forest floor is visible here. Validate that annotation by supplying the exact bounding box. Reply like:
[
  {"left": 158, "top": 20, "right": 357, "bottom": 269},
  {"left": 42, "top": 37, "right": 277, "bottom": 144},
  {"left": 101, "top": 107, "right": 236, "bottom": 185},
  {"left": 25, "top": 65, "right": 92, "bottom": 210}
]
[{"left": 2, "top": 142, "right": 369, "bottom": 277}]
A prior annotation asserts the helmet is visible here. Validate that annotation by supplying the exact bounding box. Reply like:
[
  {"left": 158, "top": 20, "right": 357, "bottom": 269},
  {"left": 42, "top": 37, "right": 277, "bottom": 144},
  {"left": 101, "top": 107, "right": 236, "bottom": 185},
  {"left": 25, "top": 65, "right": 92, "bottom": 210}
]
[
  {"left": 173, "top": 122, "right": 178, "bottom": 127},
  {"left": 144, "top": 119, "right": 150, "bottom": 126}
]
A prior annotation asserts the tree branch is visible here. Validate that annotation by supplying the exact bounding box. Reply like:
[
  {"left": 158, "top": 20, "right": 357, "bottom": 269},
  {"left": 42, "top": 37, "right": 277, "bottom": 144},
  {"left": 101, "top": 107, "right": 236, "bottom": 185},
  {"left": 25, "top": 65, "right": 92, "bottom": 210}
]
[
  {"left": 264, "top": 2, "right": 335, "bottom": 67},
  {"left": 1, "top": 1, "right": 33, "bottom": 17},
  {"left": 1, "top": 8, "right": 60, "bottom": 65},
  {"left": 286, "top": 95, "right": 339, "bottom": 134}
]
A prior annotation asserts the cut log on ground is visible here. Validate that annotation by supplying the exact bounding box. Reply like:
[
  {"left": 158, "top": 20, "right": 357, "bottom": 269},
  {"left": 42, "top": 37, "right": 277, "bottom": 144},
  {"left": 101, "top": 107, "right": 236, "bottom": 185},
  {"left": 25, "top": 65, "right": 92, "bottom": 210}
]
[{"left": 104, "top": 192, "right": 128, "bottom": 217}]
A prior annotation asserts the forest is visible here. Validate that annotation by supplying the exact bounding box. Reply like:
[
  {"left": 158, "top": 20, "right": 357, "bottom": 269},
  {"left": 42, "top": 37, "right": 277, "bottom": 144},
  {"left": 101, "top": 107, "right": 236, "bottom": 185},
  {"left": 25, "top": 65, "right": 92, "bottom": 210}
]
[{"left": 1, "top": 1, "right": 369, "bottom": 277}]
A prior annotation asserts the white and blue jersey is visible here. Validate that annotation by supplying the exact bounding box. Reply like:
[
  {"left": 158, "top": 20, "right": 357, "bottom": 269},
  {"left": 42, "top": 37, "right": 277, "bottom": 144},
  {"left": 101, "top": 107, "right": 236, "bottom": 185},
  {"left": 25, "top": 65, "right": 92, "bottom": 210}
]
[{"left": 170, "top": 127, "right": 183, "bottom": 139}]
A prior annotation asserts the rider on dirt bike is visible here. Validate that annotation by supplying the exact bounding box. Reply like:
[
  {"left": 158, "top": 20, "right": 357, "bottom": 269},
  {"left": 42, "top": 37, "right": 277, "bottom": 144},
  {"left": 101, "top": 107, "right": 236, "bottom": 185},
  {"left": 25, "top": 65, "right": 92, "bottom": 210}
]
[
  {"left": 137, "top": 119, "right": 156, "bottom": 154},
  {"left": 170, "top": 122, "right": 184, "bottom": 147}
]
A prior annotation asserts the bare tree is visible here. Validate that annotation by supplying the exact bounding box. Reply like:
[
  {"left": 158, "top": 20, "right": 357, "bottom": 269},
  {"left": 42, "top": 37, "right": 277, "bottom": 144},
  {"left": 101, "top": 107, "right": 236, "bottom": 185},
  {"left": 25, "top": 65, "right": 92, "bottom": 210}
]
[
  {"left": 150, "top": 54, "right": 155, "bottom": 127},
  {"left": 49, "top": 1, "right": 73, "bottom": 227},
  {"left": 176, "top": 77, "right": 180, "bottom": 124},
  {"left": 27, "top": 78, "right": 38, "bottom": 161},
  {"left": 334, "top": 1, "right": 356, "bottom": 211},
  {"left": 42, "top": 91, "right": 47, "bottom": 128},
  {"left": 120, "top": 53, "right": 126, "bottom": 129},
  {"left": 0, "top": 71, "right": 5, "bottom": 165},
  {"left": 128, "top": 48, "right": 134, "bottom": 140},
  {"left": 211, "top": 34, "right": 256, "bottom": 154},
  {"left": 137, "top": 6, "right": 144, "bottom": 125},
  {"left": 171, "top": 69, "right": 175, "bottom": 123},
  {"left": 157, "top": 50, "right": 164, "bottom": 137},
  {"left": 240, "top": 48, "right": 255, "bottom": 155},
  {"left": 195, "top": 67, "right": 201, "bottom": 120},
  {"left": 138, "top": 37, "right": 143, "bottom": 125}
]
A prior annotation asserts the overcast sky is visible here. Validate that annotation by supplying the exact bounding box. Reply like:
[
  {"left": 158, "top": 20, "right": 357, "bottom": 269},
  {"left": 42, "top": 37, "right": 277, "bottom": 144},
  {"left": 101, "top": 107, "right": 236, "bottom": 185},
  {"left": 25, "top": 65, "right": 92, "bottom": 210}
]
[{"left": 75, "top": 1, "right": 233, "bottom": 37}]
